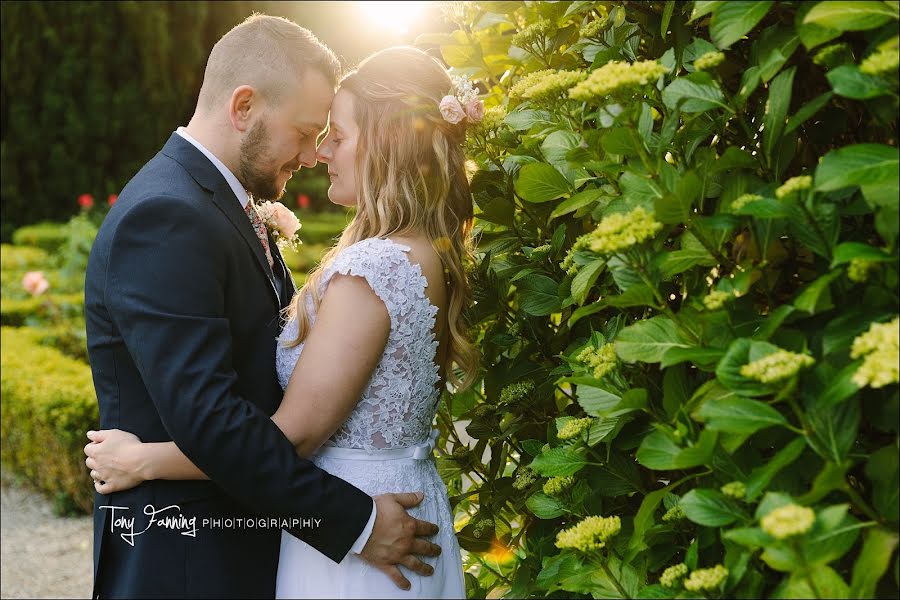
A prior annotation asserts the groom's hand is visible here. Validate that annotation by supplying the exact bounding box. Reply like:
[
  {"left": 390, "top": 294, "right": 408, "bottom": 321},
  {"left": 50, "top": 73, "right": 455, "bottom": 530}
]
[{"left": 359, "top": 492, "right": 441, "bottom": 591}]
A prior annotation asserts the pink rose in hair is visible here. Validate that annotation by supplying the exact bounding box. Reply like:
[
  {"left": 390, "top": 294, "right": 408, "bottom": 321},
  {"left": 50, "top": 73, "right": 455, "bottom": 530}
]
[
  {"left": 22, "top": 271, "right": 49, "bottom": 296},
  {"left": 465, "top": 99, "right": 484, "bottom": 123},
  {"left": 439, "top": 95, "right": 466, "bottom": 124}
]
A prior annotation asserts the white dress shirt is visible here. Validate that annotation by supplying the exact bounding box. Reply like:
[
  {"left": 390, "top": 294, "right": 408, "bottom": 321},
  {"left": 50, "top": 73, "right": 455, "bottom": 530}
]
[{"left": 173, "top": 127, "right": 378, "bottom": 556}]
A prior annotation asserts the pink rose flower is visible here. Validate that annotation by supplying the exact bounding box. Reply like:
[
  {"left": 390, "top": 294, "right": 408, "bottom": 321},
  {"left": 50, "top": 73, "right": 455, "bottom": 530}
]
[
  {"left": 270, "top": 203, "right": 301, "bottom": 239},
  {"left": 465, "top": 99, "right": 484, "bottom": 123},
  {"left": 439, "top": 95, "right": 466, "bottom": 124},
  {"left": 22, "top": 271, "right": 49, "bottom": 296}
]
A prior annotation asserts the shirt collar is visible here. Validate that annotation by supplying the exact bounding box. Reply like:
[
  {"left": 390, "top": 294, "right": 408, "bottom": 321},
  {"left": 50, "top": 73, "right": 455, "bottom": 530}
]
[{"left": 175, "top": 127, "right": 250, "bottom": 209}]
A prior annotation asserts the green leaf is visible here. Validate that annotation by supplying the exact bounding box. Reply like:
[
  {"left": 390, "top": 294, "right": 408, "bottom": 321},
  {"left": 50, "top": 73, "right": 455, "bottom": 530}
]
[
  {"left": 793, "top": 270, "right": 841, "bottom": 314},
  {"left": 636, "top": 428, "right": 717, "bottom": 470},
  {"left": 831, "top": 242, "right": 895, "bottom": 267},
  {"left": 785, "top": 92, "right": 834, "bottom": 134},
  {"left": 805, "top": 400, "right": 860, "bottom": 463},
  {"left": 763, "top": 67, "right": 796, "bottom": 166},
  {"left": 733, "top": 197, "right": 792, "bottom": 218},
  {"left": 620, "top": 170, "right": 665, "bottom": 210},
  {"left": 816, "top": 143, "right": 900, "bottom": 193},
  {"left": 576, "top": 384, "right": 621, "bottom": 416},
  {"left": 827, "top": 65, "right": 895, "bottom": 99},
  {"left": 691, "top": 1, "right": 725, "bottom": 22},
  {"left": 724, "top": 526, "right": 773, "bottom": 548},
  {"left": 804, "top": 504, "right": 863, "bottom": 565},
  {"left": 571, "top": 259, "right": 605, "bottom": 305},
  {"left": 515, "top": 163, "right": 573, "bottom": 203},
  {"left": 661, "top": 0, "right": 676, "bottom": 38},
  {"left": 662, "top": 72, "right": 731, "bottom": 113},
  {"left": 526, "top": 492, "right": 568, "bottom": 519},
  {"left": 695, "top": 396, "right": 789, "bottom": 435},
  {"left": 616, "top": 316, "right": 691, "bottom": 364},
  {"left": 816, "top": 361, "right": 861, "bottom": 409},
  {"left": 660, "top": 346, "right": 726, "bottom": 368},
  {"left": 803, "top": 1, "right": 898, "bottom": 31},
  {"left": 710, "top": 1, "right": 775, "bottom": 49},
  {"left": 850, "top": 528, "right": 899, "bottom": 598},
  {"left": 530, "top": 447, "right": 588, "bottom": 477},
  {"left": 744, "top": 437, "right": 807, "bottom": 501},
  {"left": 865, "top": 445, "right": 900, "bottom": 521},
  {"left": 601, "top": 127, "right": 643, "bottom": 156},
  {"left": 542, "top": 130, "right": 583, "bottom": 169},
  {"left": 626, "top": 484, "right": 674, "bottom": 560},
  {"left": 680, "top": 488, "right": 749, "bottom": 526},
  {"left": 655, "top": 171, "right": 701, "bottom": 224},
  {"left": 550, "top": 189, "right": 606, "bottom": 219},
  {"left": 517, "top": 274, "right": 562, "bottom": 316},
  {"left": 774, "top": 566, "right": 850, "bottom": 599},
  {"left": 504, "top": 109, "right": 553, "bottom": 130}
]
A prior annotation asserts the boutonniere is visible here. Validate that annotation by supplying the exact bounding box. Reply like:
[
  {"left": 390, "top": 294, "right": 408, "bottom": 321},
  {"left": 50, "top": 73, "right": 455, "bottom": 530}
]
[{"left": 255, "top": 201, "right": 302, "bottom": 252}]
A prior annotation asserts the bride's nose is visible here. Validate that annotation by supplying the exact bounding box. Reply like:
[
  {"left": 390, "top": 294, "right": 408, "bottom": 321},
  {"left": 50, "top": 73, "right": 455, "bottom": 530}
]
[{"left": 316, "top": 146, "right": 331, "bottom": 164}]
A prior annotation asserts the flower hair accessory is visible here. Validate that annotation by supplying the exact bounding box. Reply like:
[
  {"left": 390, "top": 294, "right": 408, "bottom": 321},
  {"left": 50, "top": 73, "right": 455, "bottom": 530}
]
[
  {"left": 255, "top": 201, "right": 302, "bottom": 253},
  {"left": 439, "top": 74, "right": 484, "bottom": 125}
]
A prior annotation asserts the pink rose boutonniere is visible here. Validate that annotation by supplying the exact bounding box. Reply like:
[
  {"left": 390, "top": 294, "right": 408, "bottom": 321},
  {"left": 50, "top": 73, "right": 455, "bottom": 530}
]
[{"left": 255, "top": 201, "right": 302, "bottom": 253}]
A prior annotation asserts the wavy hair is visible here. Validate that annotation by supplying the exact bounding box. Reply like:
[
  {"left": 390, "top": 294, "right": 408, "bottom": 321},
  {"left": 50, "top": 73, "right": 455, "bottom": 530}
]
[{"left": 283, "top": 47, "right": 478, "bottom": 390}]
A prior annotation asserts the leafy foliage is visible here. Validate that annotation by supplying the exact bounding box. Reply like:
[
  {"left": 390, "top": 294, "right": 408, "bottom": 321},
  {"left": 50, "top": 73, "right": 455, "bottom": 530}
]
[{"left": 424, "top": 1, "right": 899, "bottom": 597}]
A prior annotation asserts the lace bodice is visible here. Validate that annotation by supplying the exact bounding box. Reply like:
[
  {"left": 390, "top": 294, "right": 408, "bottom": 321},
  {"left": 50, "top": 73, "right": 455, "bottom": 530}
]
[{"left": 275, "top": 237, "right": 441, "bottom": 450}]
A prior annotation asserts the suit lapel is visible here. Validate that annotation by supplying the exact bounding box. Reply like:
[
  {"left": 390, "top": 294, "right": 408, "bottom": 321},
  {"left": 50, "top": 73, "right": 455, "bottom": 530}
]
[
  {"left": 268, "top": 237, "right": 297, "bottom": 310},
  {"left": 161, "top": 133, "right": 279, "bottom": 308}
]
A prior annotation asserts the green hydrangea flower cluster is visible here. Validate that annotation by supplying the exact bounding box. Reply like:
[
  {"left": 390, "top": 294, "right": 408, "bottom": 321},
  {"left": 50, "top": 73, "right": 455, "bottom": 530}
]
[
  {"left": 586, "top": 207, "right": 664, "bottom": 255},
  {"left": 473, "top": 404, "right": 495, "bottom": 418},
  {"left": 500, "top": 380, "right": 535, "bottom": 404},
  {"left": 511, "top": 18, "right": 553, "bottom": 49},
  {"left": 813, "top": 42, "right": 852, "bottom": 69},
  {"left": 703, "top": 290, "right": 731, "bottom": 311},
  {"left": 569, "top": 60, "right": 668, "bottom": 102},
  {"left": 529, "top": 244, "right": 552, "bottom": 261},
  {"left": 659, "top": 563, "right": 688, "bottom": 588},
  {"left": 452, "top": 446, "right": 470, "bottom": 463},
  {"left": 580, "top": 6, "right": 609, "bottom": 38},
  {"left": 555, "top": 515, "right": 621, "bottom": 552},
  {"left": 576, "top": 343, "right": 617, "bottom": 379},
  {"left": 775, "top": 175, "right": 813, "bottom": 200},
  {"left": 760, "top": 503, "right": 815, "bottom": 539},
  {"left": 860, "top": 36, "right": 899, "bottom": 76},
  {"left": 662, "top": 505, "right": 685, "bottom": 523},
  {"left": 470, "top": 105, "right": 507, "bottom": 136},
  {"left": 557, "top": 416, "right": 594, "bottom": 441},
  {"left": 513, "top": 467, "right": 538, "bottom": 490},
  {"left": 695, "top": 51, "right": 725, "bottom": 71},
  {"left": 560, "top": 233, "right": 594, "bottom": 275},
  {"left": 683, "top": 565, "right": 729, "bottom": 591},
  {"left": 739, "top": 349, "right": 815, "bottom": 383},
  {"left": 510, "top": 69, "right": 587, "bottom": 102},
  {"left": 847, "top": 258, "right": 877, "bottom": 283},
  {"left": 720, "top": 481, "right": 746, "bottom": 500},
  {"left": 731, "top": 193, "right": 764, "bottom": 212},
  {"left": 471, "top": 515, "right": 495, "bottom": 538},
  {"left": 543, "top": 475, "right": 576, "bottom": 497},
  {"left": 851, "top": 317, "right": 899, "bottom": 389}
]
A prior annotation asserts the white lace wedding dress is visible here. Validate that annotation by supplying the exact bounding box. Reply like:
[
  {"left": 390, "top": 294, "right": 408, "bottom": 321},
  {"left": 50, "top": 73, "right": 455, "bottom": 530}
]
[{"left": 273, "top": 237, "right": 465, "bottom": 599}]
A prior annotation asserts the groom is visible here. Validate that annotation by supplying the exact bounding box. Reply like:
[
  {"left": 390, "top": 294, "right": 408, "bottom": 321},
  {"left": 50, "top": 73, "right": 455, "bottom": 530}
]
[{"left": 85, "top": 14, "right": 439, "bottom": 599}]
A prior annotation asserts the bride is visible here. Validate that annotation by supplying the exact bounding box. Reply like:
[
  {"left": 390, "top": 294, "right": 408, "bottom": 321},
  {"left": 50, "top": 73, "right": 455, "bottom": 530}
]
[{"left": 83, "top": 46, "right": 480, "bottom": 598}]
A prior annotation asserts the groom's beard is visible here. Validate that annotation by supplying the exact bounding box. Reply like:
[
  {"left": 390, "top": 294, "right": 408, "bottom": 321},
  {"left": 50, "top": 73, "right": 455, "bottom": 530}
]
[{"left": 239, "top": 120, "right": 284, "bottom": 202}]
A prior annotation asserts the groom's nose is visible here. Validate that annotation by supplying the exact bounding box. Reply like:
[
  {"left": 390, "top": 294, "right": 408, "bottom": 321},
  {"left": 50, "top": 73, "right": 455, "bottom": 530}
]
[{"left": 298, "top": 149, "right": 317, "bottom": 169}]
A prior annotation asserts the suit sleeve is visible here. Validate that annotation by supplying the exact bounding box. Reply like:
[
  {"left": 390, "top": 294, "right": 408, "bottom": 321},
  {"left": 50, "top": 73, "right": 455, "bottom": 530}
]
[{"left": 105, "top": 196, "right": 372, "bottom": 562}]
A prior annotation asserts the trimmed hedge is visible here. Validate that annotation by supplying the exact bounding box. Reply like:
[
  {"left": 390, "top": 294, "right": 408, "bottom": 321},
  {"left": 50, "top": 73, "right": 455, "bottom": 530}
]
[
  {"left": 1, "top": 326, "right": 97, "bottom": 514},
  {"left": 11, "top": 222, "right": 69, "bottom": 253},
  {"left": 0, "top": 293, "right": 84, "bottom": 326},
  {"left": 0, "top": 244, "right": 51, "bottom": 271}
]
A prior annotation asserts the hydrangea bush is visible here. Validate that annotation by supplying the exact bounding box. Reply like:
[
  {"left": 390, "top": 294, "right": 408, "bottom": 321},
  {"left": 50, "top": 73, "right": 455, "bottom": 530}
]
[{"left": 423, "top": 1, "right": 899, "bottom": 597}]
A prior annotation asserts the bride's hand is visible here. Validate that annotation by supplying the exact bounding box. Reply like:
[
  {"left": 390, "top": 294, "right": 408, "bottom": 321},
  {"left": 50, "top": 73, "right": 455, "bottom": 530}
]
[{"left": 83, "top": 429, "right": 146, "bottom": 494}]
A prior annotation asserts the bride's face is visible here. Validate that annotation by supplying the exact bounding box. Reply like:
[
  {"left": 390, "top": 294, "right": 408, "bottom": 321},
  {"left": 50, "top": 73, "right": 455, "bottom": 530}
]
[{"left": 316, "top": 90, "right": 358, "bottom": 207}]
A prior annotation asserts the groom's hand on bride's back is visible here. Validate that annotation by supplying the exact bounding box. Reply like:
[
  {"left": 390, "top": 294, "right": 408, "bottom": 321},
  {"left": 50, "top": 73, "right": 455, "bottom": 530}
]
[{"left": 359, "top": 491, "right": 441, "bottom": 590}]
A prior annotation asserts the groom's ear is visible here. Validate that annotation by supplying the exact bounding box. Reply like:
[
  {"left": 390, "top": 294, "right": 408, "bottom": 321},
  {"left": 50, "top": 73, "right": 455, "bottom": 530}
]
[{"left": 229, "top": 85, "right": 257, "bottom": 133}]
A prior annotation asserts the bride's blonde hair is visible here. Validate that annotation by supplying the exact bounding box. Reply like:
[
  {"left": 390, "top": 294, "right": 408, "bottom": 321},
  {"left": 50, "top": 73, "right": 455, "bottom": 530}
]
[{"left": 283, "top": 46, "right": 478, "bottom": 390}]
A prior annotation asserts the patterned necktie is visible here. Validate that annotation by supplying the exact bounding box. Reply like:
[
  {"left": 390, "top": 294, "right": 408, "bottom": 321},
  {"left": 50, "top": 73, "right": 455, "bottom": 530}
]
[{"left": 244, "top": 200, "right": 274, "bottom": 269}]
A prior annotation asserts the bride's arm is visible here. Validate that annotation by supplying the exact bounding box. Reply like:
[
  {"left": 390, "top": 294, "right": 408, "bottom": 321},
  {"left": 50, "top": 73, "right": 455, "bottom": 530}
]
[{"left": 85, "top": 274, "right": 390, "bottom": 492}]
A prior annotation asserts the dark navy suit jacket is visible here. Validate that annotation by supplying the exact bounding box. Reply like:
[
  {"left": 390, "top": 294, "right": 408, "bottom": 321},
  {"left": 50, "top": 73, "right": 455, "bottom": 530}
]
[{"left": 85, "top": 133, "right": 371, "bottom": 599}]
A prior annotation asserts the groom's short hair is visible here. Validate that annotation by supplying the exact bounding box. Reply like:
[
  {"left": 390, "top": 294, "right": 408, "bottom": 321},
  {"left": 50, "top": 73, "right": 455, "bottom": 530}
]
[{"left": 198, "top": 13, "right": 341, "bottom": 111}]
